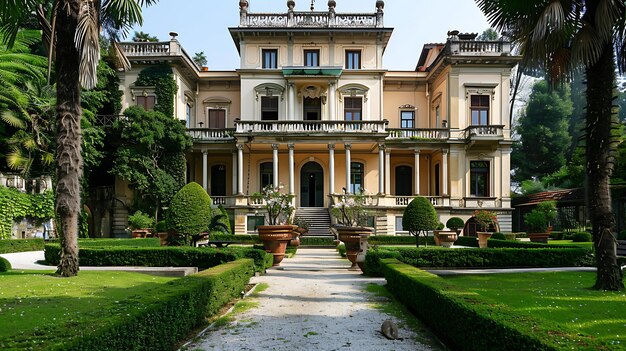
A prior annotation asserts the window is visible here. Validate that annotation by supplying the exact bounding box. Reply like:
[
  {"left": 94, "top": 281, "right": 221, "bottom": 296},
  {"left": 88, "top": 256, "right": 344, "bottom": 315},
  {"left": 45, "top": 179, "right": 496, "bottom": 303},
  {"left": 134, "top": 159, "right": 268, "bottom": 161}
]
[
  {"left": 208, "top": 109, "right": 226, "bottom": 129},
  {"left": 136, "top": 96, "right": 155, "bottom": 110},
  {"left": 350, "top": 162, "right": 364, "bottom": 193},
  {"left": 260, "top": 162, "right": 273, "bottom": 190},
  {"left": 345, "top": 50, "right": 361, "bottom": 69},
  {"left": 395, "top": 216, "right": 404, "bottom": 232},
  {"left": 185, "top": 103, "right": 192, "bottom": 128},
  {"left": 470, "top": 161, "right": 490, "bottom": 197},
  {"left": 344, "top": 97, "right": 362, "bottom": 121},
  {"left": 470, "top": 95, "right": 489, "bottom": 125},
  {"left": 400, "top": 111, "right": 414, "bottom": 129},
  {"left": 304, "top": 50, "right": 320, "bottom": 67},
  {"left": 434, "top": 164, "right": 440, "bottom": 196},
  {"left": 261, "top": 96, "right": 279, "bottom": 120},
  {"left": 262, "top": 49, "right": 278, "bottom": 69},
  {"left": 247, "top": 215, "right": 265, "bottom": 232},
  {"left": 435, "top": 105, "right": 441, "bottom": 128}
]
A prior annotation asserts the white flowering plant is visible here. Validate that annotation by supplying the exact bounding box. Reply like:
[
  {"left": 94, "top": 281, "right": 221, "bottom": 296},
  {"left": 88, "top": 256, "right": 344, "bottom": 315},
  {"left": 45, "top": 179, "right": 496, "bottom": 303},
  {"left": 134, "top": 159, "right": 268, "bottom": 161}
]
[
  {"left": 331, "top": 188, "right": 370, "bottom": 227},
  {"left": 254, "top": 184, "right": 295, "bottom": 225}
]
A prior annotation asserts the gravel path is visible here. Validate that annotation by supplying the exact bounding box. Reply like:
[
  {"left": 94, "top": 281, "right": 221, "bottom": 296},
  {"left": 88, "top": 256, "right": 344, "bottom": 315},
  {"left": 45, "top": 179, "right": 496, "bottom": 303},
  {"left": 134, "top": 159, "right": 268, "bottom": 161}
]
[{"left": 186, "top": 248, "right": 444, "bottom": 351}]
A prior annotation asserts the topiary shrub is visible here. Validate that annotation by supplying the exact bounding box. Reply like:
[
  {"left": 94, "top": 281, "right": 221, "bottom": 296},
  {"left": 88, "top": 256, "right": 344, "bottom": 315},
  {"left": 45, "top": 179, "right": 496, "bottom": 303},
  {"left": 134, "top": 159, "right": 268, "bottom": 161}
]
[
  {"left": 209, "top": 205, "right": 231, "bottom": 235},
  {"left": 446, "top": 217, "right": 465, "bottom": 231},
  {"left": 571, "top": 231, "right": 592, "bottom": 242},
  {"left": 0, "top": 256, "right": 11, "bottom": 272},
  {"left": 128, "top": 210, "right": 155, "bottom": 230},
  {"left": 491, "top": 232, "right": 506, "bottom": 240},
  {"left": 168, "top": 182, "right": 212, "bottom": 245},
  {"left": 402, "top": 197, "right": 439, "bottom": 248}
]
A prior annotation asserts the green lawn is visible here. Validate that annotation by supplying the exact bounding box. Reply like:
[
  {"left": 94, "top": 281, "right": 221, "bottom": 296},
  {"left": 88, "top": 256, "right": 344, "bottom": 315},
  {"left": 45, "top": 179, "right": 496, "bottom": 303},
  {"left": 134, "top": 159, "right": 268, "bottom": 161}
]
[
  {"left": 0, "top": 270, "right": 176, "bottom": 350},
  {"left": 444, "top": 271, "right": 626, "bottom": 347},
  {"left": 548, "top": 239, "right": 594, "bottom": 248}
]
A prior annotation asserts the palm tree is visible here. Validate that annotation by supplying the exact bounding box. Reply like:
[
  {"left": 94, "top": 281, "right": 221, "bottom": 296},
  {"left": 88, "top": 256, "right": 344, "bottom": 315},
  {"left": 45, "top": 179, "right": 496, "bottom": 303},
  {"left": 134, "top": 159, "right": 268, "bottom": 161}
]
[
  {"left": 476, "top": 0, "right": 624, "bottom": 290},
  {"left": 0, "top": 0, "right": 157, "bottom": 277}
]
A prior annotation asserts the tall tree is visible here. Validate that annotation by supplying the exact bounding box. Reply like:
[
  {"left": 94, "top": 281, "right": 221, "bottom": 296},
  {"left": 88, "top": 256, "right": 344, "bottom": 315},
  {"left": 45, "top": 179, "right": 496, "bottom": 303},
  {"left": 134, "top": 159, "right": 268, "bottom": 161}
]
[
  {"left": 476, "top": 27, "right": 499, "bottom": 40},
  {"left": 477, "top": 0, "right": 625, "bottom": 290},
  {"left": 513, "top": 80, "right": 572, "bottom": 181},
  {"left": 131, "top": 30, "right": 157, "bottom": 42},
  {"left": 0, "top": 0, "right": 157, "bottom": 277}
]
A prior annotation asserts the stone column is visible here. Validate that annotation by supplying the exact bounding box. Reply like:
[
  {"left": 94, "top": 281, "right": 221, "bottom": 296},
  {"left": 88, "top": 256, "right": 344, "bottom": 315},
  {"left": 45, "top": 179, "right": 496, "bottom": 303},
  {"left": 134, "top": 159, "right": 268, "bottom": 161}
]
[
  {"left": 237, "top": 144, "right": 244, "bottom": 195},
  {"left": 202, "top": 150, "right": 208, "bottom": 192},
  {"left": 328, "top": 144, "right": 335, "bottom": 194},
  {"left": 288, "top": 144, "right": 295, "bottom": 195},
  {"left": 414, "top": 148, "right": 420, "bottom": 195},
  {"left": 378, "top": 144, "right": 385, "bottom": 195},
  {"left": 345, "top": 143, "right": 352, "bottom": 194},
  {"left": 385, "top": 148, "right": 391, "bottom": 195},
  {"left": 232, "top": 150, "right": 237, "bottom": 195},
  {"left": 272, "top": 144, "right": 280, "bottom": 188},
  {"left": 328, "top": 81, "right": 336, "bottom": 120},
  {"left": 442, "top": 148, "right": 449, "bottom": 195}
]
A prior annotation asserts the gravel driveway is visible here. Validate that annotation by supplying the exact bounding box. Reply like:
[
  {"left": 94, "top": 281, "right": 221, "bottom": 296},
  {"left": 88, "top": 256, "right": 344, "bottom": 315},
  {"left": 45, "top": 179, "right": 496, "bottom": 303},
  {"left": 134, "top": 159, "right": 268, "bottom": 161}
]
[{"left": 186, "top": 248, "right": 445, "bottom": 351}]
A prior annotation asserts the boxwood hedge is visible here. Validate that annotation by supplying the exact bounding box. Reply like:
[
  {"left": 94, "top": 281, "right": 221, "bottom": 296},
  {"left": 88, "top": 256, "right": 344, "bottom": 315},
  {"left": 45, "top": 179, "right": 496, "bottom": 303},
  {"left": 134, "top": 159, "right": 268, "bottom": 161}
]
[
  {"left": 44, "top": 245, "right": 272, "bottom": 272},
  {"left": 0, "top": 238, "right": 45, "bottom": 253},
  {"left": 0, "top": 256, "right": 11, "bottom": 272},
  {"left": 380, "top": 259, "right": 605, "bottom": 351},
  {"left": 51, "top": 259, "right": 255, "bottom": 351}
]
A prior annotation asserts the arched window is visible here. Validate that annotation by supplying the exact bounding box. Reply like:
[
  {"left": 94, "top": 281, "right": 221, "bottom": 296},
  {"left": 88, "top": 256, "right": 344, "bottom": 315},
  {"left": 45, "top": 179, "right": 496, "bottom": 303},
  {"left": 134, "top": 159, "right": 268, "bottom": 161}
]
[
  {"left": 260, "top": 162, "right": 273, "bottom": 190},
  {"left": 350, "top": 162, "right": 364, "bottom": 193}
]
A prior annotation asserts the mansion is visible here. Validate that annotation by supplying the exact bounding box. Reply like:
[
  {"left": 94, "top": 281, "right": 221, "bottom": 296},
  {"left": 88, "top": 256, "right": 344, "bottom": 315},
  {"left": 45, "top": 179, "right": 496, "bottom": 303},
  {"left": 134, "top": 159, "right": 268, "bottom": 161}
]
[{"left": 113, "top": 0, "right": 519, "bottom": 236}]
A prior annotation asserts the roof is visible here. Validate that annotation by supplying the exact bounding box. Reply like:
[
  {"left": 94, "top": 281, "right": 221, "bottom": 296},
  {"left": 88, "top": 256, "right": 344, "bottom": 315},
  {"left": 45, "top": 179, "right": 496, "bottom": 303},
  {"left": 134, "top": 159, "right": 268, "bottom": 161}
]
[{"left": 513, "top": 188, "right": 585, "bottom": 207}]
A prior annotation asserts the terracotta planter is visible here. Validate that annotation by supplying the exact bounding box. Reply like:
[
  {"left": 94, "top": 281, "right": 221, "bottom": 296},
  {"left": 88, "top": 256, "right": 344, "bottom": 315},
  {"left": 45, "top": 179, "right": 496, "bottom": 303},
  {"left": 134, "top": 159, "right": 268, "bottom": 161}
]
[
  {"left": 336, "top": 226, "right": 373, "bottom": 270},
  {"left": 477, "top": 232, "right": 492, "bottom": 248},
  {"left": 436, "top": 230, "right": 458, "bottom": 248},
  {"left": 132, "top": 229, "right": 151, "bottom": 238},
  {"left": 528, "top": 233, "right": 549, "bottom": 243},
  {"left": 289, "top": 230, "right": 301, "bottom": 247},
  {"left": 433, "top": 230, "right": 442, "bottom": 246},
  {"left": 158, "top": 232, "right": 168, "bottom": 246},
  {"left": 258, "top": 225, "right": 297, "bottom": 266}
]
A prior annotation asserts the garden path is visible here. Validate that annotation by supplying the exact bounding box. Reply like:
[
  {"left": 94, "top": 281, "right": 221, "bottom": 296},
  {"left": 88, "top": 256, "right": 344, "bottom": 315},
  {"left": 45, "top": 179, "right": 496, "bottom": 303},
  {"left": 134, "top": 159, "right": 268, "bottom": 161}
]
[{"left": 185, "top": 248, "right": 444, "bottom": 351}]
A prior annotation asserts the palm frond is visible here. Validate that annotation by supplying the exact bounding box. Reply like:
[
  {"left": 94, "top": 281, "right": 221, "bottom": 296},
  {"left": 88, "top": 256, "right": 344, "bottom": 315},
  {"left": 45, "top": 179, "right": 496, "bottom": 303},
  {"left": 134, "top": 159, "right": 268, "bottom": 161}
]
[
  {"left": 75, "top": 0, "right": 100, "bottom": 89},
  {"left": 0, "top": 0, "right": 41, "bottom": 48},
  {"left": 1, "top": 110, "right": 27, "bottom": 129}
]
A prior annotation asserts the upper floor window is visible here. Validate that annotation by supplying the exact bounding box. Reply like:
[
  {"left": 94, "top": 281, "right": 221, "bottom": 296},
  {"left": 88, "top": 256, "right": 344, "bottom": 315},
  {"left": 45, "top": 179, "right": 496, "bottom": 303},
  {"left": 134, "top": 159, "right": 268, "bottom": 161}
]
[
  {"left": 208, "top": 109, "right": 226, "bottom": 129},
  {"left": 470, "top": 95, "right": 489, "bottom": 125},
  {"left": 470, "top": 161, "right": 490, "bottom": 197},
  {"left": 435, "top": 105, "right": 441, "bottom": 128},
  {"left": 344, "top": 97, "right": 362, "bottom": 121},
  {"left": 350, "top": 162, "right": 364, "bottom": 193},
  {"left": 262, "top": 49, "right": 278, "bottom": 69},
  {"left": 185, "top": 103, "right": 192, "bottom": 128},
  {"left": 304, "top": 50, "right": 320, "bottom": 67},
  {"left": 261, "top": 96, "right": 279, "bottom": 120},
  {"left": 345, "top": 50, "right": 361, "bottom": 69},
  {"left": 401, "top": 111, "right": 415, "bottom": 129},
  {"left": 136, "top": 95, "right": 156, "bottom": 111}
]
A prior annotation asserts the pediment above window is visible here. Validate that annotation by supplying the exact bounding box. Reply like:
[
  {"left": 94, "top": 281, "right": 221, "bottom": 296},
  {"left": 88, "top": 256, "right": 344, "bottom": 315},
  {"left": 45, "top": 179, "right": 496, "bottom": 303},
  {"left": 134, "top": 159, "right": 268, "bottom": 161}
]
[{"left": 254, "top": 83, "right": 285, "bottom": 101}]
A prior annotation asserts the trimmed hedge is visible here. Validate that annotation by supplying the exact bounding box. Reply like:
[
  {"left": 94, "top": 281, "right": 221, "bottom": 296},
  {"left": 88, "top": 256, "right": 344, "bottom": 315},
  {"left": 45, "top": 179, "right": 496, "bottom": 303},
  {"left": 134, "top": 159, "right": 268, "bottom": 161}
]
[
  {"left": 369, "top": 235, "right": 435, "bottom": 246},
  {"left": 455, "top": 236, "right": 479, "bottom": 247},
  {"left": 209, "top": 233, "right": 261, "bottom": 244},
  {"left": 300, "top": 236, "right": 336, "bottom": 246},
  {"left": 51, "top": 259, "right": 255, "bottom": 351},
  {"left": 571, "top": 231, "right": 592, "bottom": 242},
  {"left": 0, "top": 238, "right": 45, "bottom": 253},
  {"left": 0, "top": 256, "right": 11, "bottom": 272},
  {"left": 76, "top": 238, "right": 160, "bottom": 247},
  {"left": 486, "top": 239, "right": 573, "bottom": 249},
  {"left": 380, "top": 259, "right": 604, "bottom": 350},
  {"left": 364, "top": 247, "right": 595, "bottom": 277},
  {"left": 44, "top": 245, "right": 272, "bottom": 272}
]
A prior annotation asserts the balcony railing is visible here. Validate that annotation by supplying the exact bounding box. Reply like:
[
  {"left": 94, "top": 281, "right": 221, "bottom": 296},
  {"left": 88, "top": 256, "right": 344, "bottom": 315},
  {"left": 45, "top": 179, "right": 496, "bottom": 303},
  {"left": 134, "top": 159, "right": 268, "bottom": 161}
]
[
  {"left": 380, "top": 196, "right": 450, "bottom": 207},
  {"left": 449, "top": 40, "right": 511, "bottom": 56},
  {"left": 119, "top": 42, "right": 171, "bottom": 56},
  {"left": 235, "top": 121, "right": 387, "bottom": 134},
  {"left": 187, "top": 128, "right": 235, "bottom": 142},
  {"left": 463, "top": 125, "right": 504, "bottom": 140},
  {"left": 387, "top": 128, "right": 449, "bottom": 141},
  {"left": 241, "top": 12, "right": 381, "bottom": 28}
]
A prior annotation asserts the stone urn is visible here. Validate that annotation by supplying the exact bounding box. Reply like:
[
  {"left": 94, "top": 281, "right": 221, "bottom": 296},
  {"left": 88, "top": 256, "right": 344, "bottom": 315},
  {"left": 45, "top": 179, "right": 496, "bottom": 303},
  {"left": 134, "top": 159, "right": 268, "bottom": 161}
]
[
  {"left": 477, "top": 232, "right": 492, "bottom": 248},
  {"left": 435, "top": 230, "right": 458, "bottom": 248},
  {"left": 258, "top": 225, "right": 297, "bottom": 266},
  {"left": 336, "top": 226, "right": 373, "bottom": 270},
  {"left": 528, "top": 233, "right": 549, "bottom": 243}
]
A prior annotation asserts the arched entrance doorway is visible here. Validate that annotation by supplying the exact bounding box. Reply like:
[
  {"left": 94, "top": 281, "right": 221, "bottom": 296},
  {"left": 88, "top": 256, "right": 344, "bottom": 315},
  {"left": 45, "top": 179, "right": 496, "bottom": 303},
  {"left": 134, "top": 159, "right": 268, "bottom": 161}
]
[
  {"left": 463, "top": 216, "right": 499, "bottom": 237},
  {"left": 300, "top": 161, "right": 324, "bottom": 207}
]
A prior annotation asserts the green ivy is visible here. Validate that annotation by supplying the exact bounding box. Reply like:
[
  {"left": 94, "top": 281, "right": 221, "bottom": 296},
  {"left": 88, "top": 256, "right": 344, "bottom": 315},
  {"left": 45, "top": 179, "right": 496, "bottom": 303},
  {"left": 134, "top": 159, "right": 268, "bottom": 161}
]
[
  {"left": 0, "top": 187, "right": 54, "bottom": 239},
  {"left": 134, "top": 66, "right": 177, "bottom": 117}
]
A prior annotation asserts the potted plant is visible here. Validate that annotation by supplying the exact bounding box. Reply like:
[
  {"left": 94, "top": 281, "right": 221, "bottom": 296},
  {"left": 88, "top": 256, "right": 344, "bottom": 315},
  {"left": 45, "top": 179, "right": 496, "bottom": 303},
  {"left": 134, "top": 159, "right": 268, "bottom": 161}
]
[
  {"left": 128, "top": 211, "right": 155, "bottom": 238},
  {"left": 446, "top": 217, "right": 465, "bottom": 234},
  {"left": 331, "top": 189, "right": 373, "bottom": 270},
  {"left": 256, "top": 184, "right": 295, "bottom": 266},
  {"left": 524, "top": 201, "right": 556, "bottom": 243},
  {"left": 403, "top": 196, "right": 439, "bottom": 248},
  {"left": 474, "top": 209, "right": 498, "bottom": 248},
  {"left": 290, "top": 217, "right": 310, "bottom": 247}
]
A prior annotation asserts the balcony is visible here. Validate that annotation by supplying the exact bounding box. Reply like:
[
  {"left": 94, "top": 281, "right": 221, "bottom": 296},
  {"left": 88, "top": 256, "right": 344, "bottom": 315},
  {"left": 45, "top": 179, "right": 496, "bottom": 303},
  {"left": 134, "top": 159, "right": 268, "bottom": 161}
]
[
  {"left": 449, "top": 40, "right": 511, "bottom": 56},
  {"left": 119, "top": 40, "right": 199, "bottom": 71},
  {"left": 240, "top": 12, "right": 382, "bottom": 28},
  {"left": 386, "top": 128, "right": 449, "bottom": 142},
  {"left": 379, "top": 196, "right": 450, "bottom": 208},
  {"left": 234, "top": 120, "right": 388, "bottom": 136},
  {"left": 187, "top": 128, "right": 235, "bottom": 143},
  {"left": 463, "top": 125, "right": 504, "bottom": 144}
]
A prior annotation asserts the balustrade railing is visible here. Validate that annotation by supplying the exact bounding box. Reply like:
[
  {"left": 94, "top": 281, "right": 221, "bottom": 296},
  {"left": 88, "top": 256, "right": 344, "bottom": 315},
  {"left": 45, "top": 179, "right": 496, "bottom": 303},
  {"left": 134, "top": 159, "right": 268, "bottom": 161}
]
[
  {"left": 463, "top": 125, "right": 504, "bottom": 140},
  {"left": 449, "top": 40, "right": 511, "bottom": 55},
  {"left": 387, "top": 128, "right": 449, "bottom": 141},
  {"left": 187, "top": 128, "right": 235, "bottom": 141},
  {"left": 382, "top": 196, "right": 448, "bottom": 207},
  {"left": 241, "top": 12, "right": 381, "bottom": 28},
  {"left": 235, "top": 121, "right": 387, "bottom": 134},
  {"left": 119, "top": 42, "right": 171, "bottom": 56}
]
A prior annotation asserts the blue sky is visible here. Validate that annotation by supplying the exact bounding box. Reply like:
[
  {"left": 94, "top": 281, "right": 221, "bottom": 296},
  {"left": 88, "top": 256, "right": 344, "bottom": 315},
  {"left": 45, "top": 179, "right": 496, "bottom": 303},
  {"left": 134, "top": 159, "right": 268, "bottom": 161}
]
[{"left": 129, "top": 0, "right": 491, "bottom": 70}]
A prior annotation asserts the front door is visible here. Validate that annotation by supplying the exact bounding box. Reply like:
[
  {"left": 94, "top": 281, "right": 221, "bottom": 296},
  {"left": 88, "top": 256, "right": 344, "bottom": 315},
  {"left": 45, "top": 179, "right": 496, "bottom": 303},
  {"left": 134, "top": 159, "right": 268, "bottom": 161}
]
[
  {"left": 303, "top": 97, "right": 321, "bottom": 121},
  {"left": 210, "top": 165, "right": 226, "bottom": 196},
  {"left": 395, "top": 165, "right": 413, "bottom": 196},
  {"left": 300, "top": 162, "right": 324, "bottom": 207}
]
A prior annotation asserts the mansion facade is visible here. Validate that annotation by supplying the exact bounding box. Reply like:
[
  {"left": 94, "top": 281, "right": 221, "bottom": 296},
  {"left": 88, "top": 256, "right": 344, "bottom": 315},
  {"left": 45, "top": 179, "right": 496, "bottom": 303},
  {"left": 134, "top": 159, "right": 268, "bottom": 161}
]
[{"left": 114, "top": 0, "right": 519, "bottom": 236}]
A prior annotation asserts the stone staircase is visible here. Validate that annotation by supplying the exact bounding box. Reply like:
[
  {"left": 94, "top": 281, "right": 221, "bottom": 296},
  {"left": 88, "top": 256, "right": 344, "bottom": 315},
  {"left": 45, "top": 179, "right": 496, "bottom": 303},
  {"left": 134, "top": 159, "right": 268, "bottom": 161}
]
[
  {"left": 111, "top": 199, "right": 129, "bottom": 237},
  {"left": 295, "top": 207, "right": 332, "bottom": 236}
]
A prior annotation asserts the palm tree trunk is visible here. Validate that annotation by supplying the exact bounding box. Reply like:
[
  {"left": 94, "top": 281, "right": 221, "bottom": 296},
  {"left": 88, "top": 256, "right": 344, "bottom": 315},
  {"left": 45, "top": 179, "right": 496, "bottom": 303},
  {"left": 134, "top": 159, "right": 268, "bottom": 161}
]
[
  {"left": 55, "top": 0, "right": 82, "bottom": 277},
  {"left": 586, "top": 44, "right": 624, "bottom": 290}
]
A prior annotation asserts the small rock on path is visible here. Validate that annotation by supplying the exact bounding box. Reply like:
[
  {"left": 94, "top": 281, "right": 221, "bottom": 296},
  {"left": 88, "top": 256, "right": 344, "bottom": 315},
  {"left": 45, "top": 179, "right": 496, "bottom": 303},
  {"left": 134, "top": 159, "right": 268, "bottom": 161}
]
[{"left": 186, "top": 248, "right": 444, "bottom": 351}]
